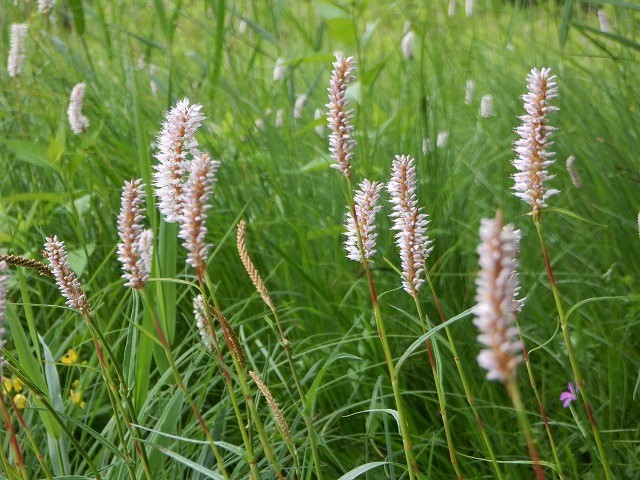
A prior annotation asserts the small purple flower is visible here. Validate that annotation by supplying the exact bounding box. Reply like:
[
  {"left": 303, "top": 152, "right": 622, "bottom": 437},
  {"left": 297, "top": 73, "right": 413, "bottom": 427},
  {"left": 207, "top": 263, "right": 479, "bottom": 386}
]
[{"left": 560, "top": 382, "right": 578, "bottom": 408}]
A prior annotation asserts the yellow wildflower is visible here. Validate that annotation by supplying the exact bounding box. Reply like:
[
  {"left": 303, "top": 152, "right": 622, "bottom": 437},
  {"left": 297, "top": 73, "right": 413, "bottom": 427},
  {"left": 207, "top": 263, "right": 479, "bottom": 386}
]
[
  {"left": 70, "top": 388, "right": 86, "bottom": 409},
  {"left": 14, "top": 394, "right": 27, "bottom": 409},
  {"left": 11, "top": 377, "right": 24, "bottom": 392},
  {"left": 61, "top": 348, "right": 79, "bottom": 365},
  {"left": 2, "top": 377, "right": 12, "bottom": 393}
]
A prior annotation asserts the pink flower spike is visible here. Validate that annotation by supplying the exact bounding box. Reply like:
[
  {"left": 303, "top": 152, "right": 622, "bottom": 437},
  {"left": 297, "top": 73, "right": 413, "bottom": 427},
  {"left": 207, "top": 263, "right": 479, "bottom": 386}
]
[{"left": 560, "top": 382, "right": 578, "bottom": 408}]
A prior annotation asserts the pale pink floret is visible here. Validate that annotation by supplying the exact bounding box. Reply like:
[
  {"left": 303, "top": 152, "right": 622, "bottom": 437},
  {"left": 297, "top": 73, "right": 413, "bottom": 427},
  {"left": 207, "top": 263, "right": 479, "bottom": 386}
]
[
  {"left": 117, "top": 179, "right": 152, "bottom": 289},
  {"left": 44, "top": 236, "right": 90, "bottom": 316},
  {"left": 153, "top": 98, "right": 205, "bottom": 223},
  {"left": 512, "top": 68, "right": 559, "bottom": 217},
  {"left": 344, "top": 179, "right": 383, "bottom": 263},
  {"left": 7, "top": 23, "right": 28, "bottom": 78},
  {"left": 388, "top": 155, "right": 432, "bottom": 297},
  {"left": 178, "top": 152, "right": 219, "bottom": 276},
  {"left": 327, "top": 55, "right": 356, "bottom": 178},
  {"left": 473, "top": 213, "right": 523, "bottom": 382},
  {"left": 193, "top": 294, "right": 215, "bottom": 352},
  {"left": 68, "top": 82, "right": 90, "bottom": 135}
]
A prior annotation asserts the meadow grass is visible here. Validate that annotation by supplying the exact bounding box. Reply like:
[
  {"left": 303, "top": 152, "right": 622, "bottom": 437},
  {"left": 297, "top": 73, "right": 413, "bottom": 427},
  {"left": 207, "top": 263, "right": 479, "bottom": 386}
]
[{"left": 1, "top": 0, "right": 639, "bottom": 478}]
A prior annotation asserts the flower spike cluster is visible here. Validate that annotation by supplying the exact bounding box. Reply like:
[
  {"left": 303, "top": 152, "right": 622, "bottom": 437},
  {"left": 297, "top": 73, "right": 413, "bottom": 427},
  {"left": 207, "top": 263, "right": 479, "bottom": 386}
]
[
  {"left": 44, "top": 236, "right": 91, "bottom": 316},
  {"left": 178, "top": 152, "right": 219, "bottom": 276},
  {"left": 117, "top": 179, "right": 153, "bottom": 289},
  {"left": 512, "top": 67, "right": 559, "bottom": 218},
  {"left": 153, "top": 98, "right": 205, "bottom": 223},
  {"left": 7, "top": 23, "right": 28, "bottom": 78},
  {"left": 68, "top": 82, "right": 90, "bottom": 135},
  {"left": 327, "top": 55, "right": 356, "bottom": 178},
  {"left": 388, "top": 155, "right": 432, "bottom": 297},
  {"left": 473, "top": 212, "right": 523, "bottom": 382},
  {"left": 344, "top": 179, "right": 383, "bottom": 264}
]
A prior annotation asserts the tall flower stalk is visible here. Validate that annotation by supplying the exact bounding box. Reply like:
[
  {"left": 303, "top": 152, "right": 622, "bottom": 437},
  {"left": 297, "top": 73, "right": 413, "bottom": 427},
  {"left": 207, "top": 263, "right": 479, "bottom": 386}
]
[
  {"left": 44, "top": 236, "right": 152, "bottom": 480},
  {"left": 474, "top": 212, "right": 544, "bottom": 480},
  {"left": 513, "top": 68, "right": 612, "bottom": 479},
  {"left": 391, "top": 154, "right": 504, "bottom": 478},
  {"left": 328, "top": 54, "right": 418, "bottom": 476},
  {"left": 388, "top": 154, "right": 462, "bottom": 478}
]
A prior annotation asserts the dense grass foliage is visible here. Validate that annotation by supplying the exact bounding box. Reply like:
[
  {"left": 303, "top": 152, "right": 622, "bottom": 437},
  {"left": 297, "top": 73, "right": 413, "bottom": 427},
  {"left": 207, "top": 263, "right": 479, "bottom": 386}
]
[{"left": 1, "top": 1, "right": 639, "bottom": 479}]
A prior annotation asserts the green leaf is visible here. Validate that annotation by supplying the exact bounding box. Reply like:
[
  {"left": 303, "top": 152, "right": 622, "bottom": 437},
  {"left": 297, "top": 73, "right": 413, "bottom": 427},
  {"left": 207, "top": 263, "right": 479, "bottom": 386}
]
[
  {"left": 305, "top": 353, "right": 361, "bottom": 416},
  {"left": 572, "top": 23, "right": 640, "bottom": 52},
  {"left": 337, "top": 461, "right": 389, "bottom": 479},
  {"left": 68, "top": 0, "right": 85, "bottom": 36},
  {"left": 394, "top": 307, "right": 474, "bottom": 376},
  {"left": 0, "top": 139, "right": 61, "bottom": 172},
  {"left": 559, "top": 0, "right": 574, "bottom": 46},
  {"left": 143, "top": 442, "right": 225, "bottom": 479}
]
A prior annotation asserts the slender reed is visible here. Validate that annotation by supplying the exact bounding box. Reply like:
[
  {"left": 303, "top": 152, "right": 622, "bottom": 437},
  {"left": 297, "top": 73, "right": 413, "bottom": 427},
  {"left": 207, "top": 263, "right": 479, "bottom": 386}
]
[{"left": 237, "top": 220, "right": 323, "bottom": 479}]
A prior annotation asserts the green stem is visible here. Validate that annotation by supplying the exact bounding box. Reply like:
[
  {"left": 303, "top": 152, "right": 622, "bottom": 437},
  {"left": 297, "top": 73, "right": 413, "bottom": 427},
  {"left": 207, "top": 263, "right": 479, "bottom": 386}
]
[
  {"left": 0, "top": 393, "right": 28, "bottom": 480},
  {"left": 516, "top": 316, "right": 565, "bottom": 478},
  {"left": 506, "top": 378, "right": 545, "bottom": 480},
  {"left": 426, "top": 278, "right": 504, "bottom": 480},
  {"left": 197, "top": 278, "right": 261, "bottom": 479},
  {"left": 139, "top": 289, "right": 230, "bottom": 480},
  {"left": 202, "top": 277, "right": 284, "bottom": 480},
  {"left": 270, "top": 307, "right": 323, "bottom": 479},
  {"left": 413, "top": 297, "right": 462, "bottom": 479},
  {"left": 85, "top": 316, "right": 151, "bottom": 480},
  {"left": 7, "top": 394, "right": 55, "bottom": 480},
  {"left": 87, "top": 334, "right": 137, "bottom": 480},
  {"left": 534, "top": 219, "right": 612, "bottom": 480}
]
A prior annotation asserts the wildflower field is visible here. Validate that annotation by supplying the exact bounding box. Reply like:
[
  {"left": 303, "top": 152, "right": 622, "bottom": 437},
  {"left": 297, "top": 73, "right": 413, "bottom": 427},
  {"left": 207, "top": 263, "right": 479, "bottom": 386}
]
[{"left": 1, "top": 1, "right": 639, "bottom": 479}]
